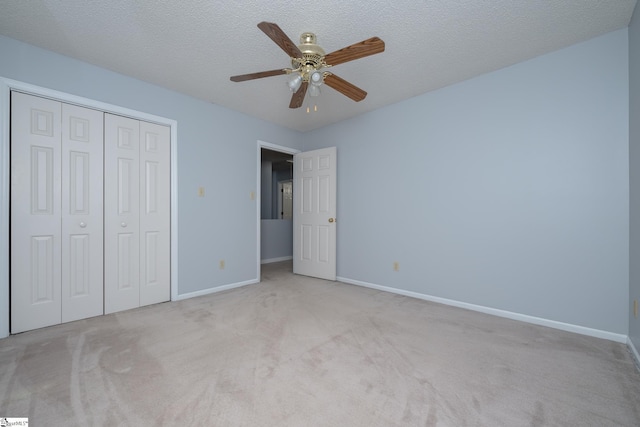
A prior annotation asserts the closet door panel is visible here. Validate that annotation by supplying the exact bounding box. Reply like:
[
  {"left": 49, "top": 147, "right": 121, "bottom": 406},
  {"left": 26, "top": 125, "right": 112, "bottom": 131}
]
[
  {"left": 104, "top": 114, "right": 140, "bottom": 314},
  {"left": 139, "top": 122, "right": 170, "bottom": 306},
  {"left": 61, "top": 103, "right": 104, "bottom": 322},
  {"left": 11, "top": 92, "right": 62, "bottom": 333}
]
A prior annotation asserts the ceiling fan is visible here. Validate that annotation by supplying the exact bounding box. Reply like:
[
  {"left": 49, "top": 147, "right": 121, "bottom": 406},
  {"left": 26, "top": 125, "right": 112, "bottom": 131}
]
[{"left": 230, "top": 22, "right": 385, "bottom": 109}]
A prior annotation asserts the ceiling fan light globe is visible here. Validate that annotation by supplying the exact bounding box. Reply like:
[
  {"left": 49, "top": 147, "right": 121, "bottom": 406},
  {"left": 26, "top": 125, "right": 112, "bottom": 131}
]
[
  {"left": 287, "top": 74, "right": 302, "bottom": 92},
  {"left": 310, "top": 71, "right": 323, "bottom": 86},
  {"left": 309, "top": 85, "right": 321, "bottom": 97}
]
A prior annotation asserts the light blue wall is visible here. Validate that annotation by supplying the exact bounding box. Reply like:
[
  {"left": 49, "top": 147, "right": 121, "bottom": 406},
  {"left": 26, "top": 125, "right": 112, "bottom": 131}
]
[
  {"left": 304, "top": 29, "right": 630, "bottom": 335},
  {"left": 0, "top": 35, "right": 303, "bottom": 298},
  {"left": 261, "top": 220, "right": 293, "bottom": 262},
  {"left": 630, "top": 4, "right": 640, "bottom": 352}
]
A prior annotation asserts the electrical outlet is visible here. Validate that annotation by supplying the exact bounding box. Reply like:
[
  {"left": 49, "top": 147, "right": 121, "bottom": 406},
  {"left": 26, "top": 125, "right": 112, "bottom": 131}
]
[
  {"left": 393, "top": 261, "right": 399, "bottom": 272},
  {"left": 635, "top": 299, "right": 638, "bottom": 318},
  {"left": 219, "top": 260, "right": 225, "bottom": 270},
  {"left": 198, "top": 187, "right": 205, "bottom": 197}
]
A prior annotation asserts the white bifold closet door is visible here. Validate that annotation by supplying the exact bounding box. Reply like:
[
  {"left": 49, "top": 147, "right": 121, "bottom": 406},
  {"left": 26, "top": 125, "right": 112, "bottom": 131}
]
[
  {"left": 11, "top": 93, "right": 170, "bottom": 333},
  {"left": 104, "top": 113, "right": 170, "bottom": 314},
  {"left": 11, "top": 92, "right": 104, "bottom": 333}
]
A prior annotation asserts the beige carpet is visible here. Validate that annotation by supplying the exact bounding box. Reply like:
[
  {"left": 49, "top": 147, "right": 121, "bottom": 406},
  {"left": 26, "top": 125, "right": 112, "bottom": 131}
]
[{"left": 1, "top": 261, "right": 639, "bottom": 426}]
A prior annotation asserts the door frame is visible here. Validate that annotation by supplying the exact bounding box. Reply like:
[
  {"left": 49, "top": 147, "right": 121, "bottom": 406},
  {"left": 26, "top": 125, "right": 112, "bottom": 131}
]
[
  {"left": 277, "top": 180, "right": 293, "bottom": 220},
  {"left": 0, "top": 77, "right": 179, "bottom": 338},
  {"left": 256, "top": 140, "right": 300, "bottom": 277}
]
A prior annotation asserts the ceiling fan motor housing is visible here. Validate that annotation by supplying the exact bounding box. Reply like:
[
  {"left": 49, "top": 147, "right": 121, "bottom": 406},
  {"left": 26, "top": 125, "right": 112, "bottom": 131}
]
[{"left": 292, "top": 32, "right": 327, "bottom": 81}]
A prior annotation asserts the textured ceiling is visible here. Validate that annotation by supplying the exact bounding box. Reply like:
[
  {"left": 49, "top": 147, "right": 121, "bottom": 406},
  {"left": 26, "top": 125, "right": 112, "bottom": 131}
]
[{"left": 0, "top": 0, "right": 636, "bottom": 132}]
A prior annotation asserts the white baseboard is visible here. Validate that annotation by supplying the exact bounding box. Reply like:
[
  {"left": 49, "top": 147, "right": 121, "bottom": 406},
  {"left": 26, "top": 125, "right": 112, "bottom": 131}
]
[
  {"left": 174, "top": 278, "right": 259, "bottom": 301},
  {"left": 628, "top": 337, "right": 640, "bottom": 371},
  {"left": 261, "top": 256, "right": 293, "bottom": 264},
  {"left": 337, "top": 276, "right": 628, "bottom": 344}
]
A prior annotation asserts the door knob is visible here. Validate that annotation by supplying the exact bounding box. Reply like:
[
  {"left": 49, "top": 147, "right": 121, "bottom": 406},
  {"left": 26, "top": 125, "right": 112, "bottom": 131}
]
[
  {"left": 79, "top": 222, "right": 87, "bottom": 228},
  {"left": 328, "top": 218, "right": 335, "bottom": 223},
  {"left": 120, "top": 222, "right": 127, "bottom": 228}
]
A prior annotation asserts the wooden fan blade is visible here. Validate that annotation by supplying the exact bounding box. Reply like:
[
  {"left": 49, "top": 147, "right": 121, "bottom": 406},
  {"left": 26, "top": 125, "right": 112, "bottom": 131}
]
[
  {"left": 324, "top": 37, "right": 385, "bottom": 66},
  {"left": 258, "top": 21, "right": 303, "bottom": 58},
  {"left": 324, "top": 74, "right": 367, "bottom": 102},
  {"left": 289, "top": 81, "right": 308, "bottom": 109},
  {"left": 230, "top": 69, "right": 288, "bottom": 82}
]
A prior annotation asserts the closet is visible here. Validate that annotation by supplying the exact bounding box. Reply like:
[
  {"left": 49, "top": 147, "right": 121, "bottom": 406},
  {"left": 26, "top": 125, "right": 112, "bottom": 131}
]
[
  {"left": 10, "top": 92, "right": 170, "bottom": 333},
  {"left": 103, "top": 114, "right": 171, "bottom": 314}
]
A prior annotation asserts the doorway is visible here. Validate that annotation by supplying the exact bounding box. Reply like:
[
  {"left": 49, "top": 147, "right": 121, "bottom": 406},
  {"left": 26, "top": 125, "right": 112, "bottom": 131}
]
[{"left": 256, "top": 141, "right": 299, "bottom": 276}]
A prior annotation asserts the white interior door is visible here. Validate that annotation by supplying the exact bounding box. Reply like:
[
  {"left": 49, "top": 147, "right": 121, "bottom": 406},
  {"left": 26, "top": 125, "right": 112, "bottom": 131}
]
[
  {"left": 293, "top": 147, "right": 337, "bottom": 280},
  {"left": 11, "top": 93, "right": 104, "bottom": 333},
  {"left": 11, "top": 92, "right": 63, "bottom": 333},
  {"left": 139, "top": 121, "right": 171, "bottom": 306},
  {"left": 61, "top": 103, "right": 104, "bottom": 323},
  {"left": 104, "top": 114, "right": 170, "bottom": 313},
  {"left": 104, "top": 114, "right": 141, "bottom": 314}
]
